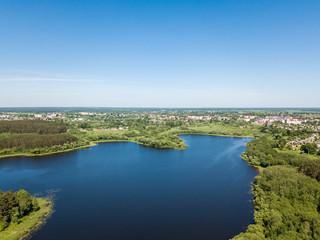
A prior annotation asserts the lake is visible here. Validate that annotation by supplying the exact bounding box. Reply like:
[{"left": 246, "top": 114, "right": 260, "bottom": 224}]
[{"left": 0, "top": 135, "right": 258, "bottom": 240}]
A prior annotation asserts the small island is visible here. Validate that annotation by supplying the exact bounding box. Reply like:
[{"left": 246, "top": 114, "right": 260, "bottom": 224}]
[{"left": 0, "top": 189, "right": 52, "bottom": 240}]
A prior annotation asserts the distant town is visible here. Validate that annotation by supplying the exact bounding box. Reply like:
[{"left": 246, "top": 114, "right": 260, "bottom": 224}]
[
  {"left": 1, "top": 110, "right": 320, "bottom": 125},
  {"left": 1, "top": 109, "right": 320, "bottom": 151}
]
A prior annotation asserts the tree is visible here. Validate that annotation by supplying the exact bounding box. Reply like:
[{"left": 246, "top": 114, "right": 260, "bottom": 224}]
[
  {"left": 15, "top": 190, "right": 33, "bottom": 216},
  {"left": 301, "top": 143, "right": 318, "bottom": 154}
]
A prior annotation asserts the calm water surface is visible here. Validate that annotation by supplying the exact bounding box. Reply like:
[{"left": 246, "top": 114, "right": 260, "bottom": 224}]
[{"left": 0, "top": 135, "right": 257, "bottom": 240}]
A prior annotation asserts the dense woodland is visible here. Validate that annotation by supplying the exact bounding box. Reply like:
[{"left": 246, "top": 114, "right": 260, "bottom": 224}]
[
  {"left": 0, "top": 120, "right": 77, "bottom": 155},
  {"left": 233, "top": 126, "right": 320, "bottom": 239},
  {"left": 0, "top": 120, "right": 67, "bottom": 134},
  {"left": 242, "top": 133, "right": 320, "bottom": 171},
  {"left": 0, "top": 190, "right": 39, "bottom": 231},
  {"left": 0, "top": 133, "right": 77, "bottom": 149},
  {"left": 233, "top": 166, "right": 320, "bottom": 240},
  {"left": 242, "top": 137, "right": 308, "bottom": 167}
]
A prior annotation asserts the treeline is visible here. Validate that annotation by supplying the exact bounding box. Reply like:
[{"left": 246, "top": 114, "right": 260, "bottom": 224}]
[
  {"left": 242, "top": 137, "right": 310, "bottom": 167},
  {"left": 173, "top": 128, "right": 249, "bottom": 137},
  {"left": 261, "top": 125, "right": 314, "bottom": 140},
  {"left": 0, "top": 133, "right": 77, "bottom": 149},
  {"left": 0, "top": 120, "right": 67, "bottom": 134},
  {"left": 299, "top": 160, "right": 320, "bottom": 182},
  {"left": 84, "top": 129, "right": 185, "bottom": 149},
  {"left": 242, "top": 136, "right": 320, "bottom": 180},
  {"left": 171, "top": 123, "right": 259, "bottom": 138},
  {"left": 0, "top": 190, "right": 39, "bottom": 231},
  {"left": 86, "top": 131, "right": 129, "bottom": 141},
  {"left": 234, "top": 127, "right": 320, "bottom": 239},
  {"left": 136, "top": 137, "right": 179, "bottom": 149},
  {"left": 233, "top": 166, "right": 320, "bottom": 239}
]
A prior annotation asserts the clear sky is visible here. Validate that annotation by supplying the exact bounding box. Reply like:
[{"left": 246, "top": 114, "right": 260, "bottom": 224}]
[{"left": 0, "top": 0, "right": 319, "bottom": 108}]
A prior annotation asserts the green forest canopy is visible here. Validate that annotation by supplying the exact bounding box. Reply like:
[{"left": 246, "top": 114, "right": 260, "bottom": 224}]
[
  {"left": 233, "top": 166, "right": 320, "bottom": 240},
  {"left": 0, "top": 189, "right": 40, "bottom": 232},
  {"left": 0, "top": 120, "right": 67, "bottom": 134}
]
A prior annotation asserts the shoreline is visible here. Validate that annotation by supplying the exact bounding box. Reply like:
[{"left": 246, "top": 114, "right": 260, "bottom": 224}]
[
  {"left": 0, "top": 133, "right": 255, "bottom": 160},
  {"left": 0, "top": 198, "right": 53, "bottom": 240},
  {"left": 241, "top": 155, "right": 263, "bottom": 173},
  {"left": 0, "top": 134, "right": 258, "bottom": 239},
  {"left": 177, "top": 132, "right": 255, "bottom": 138}
]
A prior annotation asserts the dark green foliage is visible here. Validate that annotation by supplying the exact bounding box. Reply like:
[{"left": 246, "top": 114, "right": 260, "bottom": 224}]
[
  {"left": 242, "top": 137, "right": 315, "bottom": 168},
  {"left": 133, "top": 127, "right": 184, "bottom": 149},
  {"left": 301, "top": 143, "right": 318, "bottom": 154},
  {"left": 0, "top": 120, "right": 78, "bottom": 155},
  {"left": 86, "top": 132, "right": 128, "bottom": 141},
  {"left": 0, "top": 191, "right": 18, "bottom": 231},
  {"left": 299, "top": 160, "right": 320, "bottom": 181},
  {"left": 0, "top": 190, "right": 39, "bottom": 231},
  {"left": 0, "top": 120, "right": 67, "bottom": 134},
  {"left": 78, "top": 122, "right": 91, "bottom": 129},
  {"left": 165, "top": 120, "right": 183, "bottom": 128},
  {"left": 15, "top": 190, "right": 33, "bottom": 216},
  {"left": 233, "top": 166, "right": 320, "bottom": 239},
  {"left": 123, "top": 131, "right": 138, "bottom": 138},
  {"left": 238, "top": 133, "right": 320, "bottom": 239},
  {"left": 136, "top": 137, "right": 173, "bottom": 149},
  {"left": 262, "top": 125, "right": 314, "bottom": 141},
  {"left": 277, "top": 137, "right": 287, "bottom": 150},
  {"left": 242, "top": 137, "right": 278, "bottom": 167},
  {"left": 0, "top": 133, "right": 77, "bottom": 149}
]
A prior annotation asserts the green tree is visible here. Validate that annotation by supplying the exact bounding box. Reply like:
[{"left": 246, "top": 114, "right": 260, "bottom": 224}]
[
  {"left": 301, "top": 143, "right": 317, "bottom": 154},
  {"left": 15, "top": 190, "right": 33, "bottom": 216}
]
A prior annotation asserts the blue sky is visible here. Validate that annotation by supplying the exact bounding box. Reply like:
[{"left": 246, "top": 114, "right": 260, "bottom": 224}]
[{"left": 0, "top": 0, "right": 319, "bottom": 107}]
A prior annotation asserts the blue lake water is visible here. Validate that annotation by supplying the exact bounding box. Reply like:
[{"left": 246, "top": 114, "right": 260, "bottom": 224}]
[{"left": 0, "top": 135, "right": 257, "bottom": 240}]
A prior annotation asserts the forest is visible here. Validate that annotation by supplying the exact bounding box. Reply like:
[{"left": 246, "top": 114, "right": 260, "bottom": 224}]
[
  {"left": 0, "top": 133, "right": 77, "bottom": 149},
  {"left": 242, "top": 137, "right": 307, "bottom": 167},
  {"left": 0, "top": 189, "right": 40, "bottom": 231},
  {"left": 232, "top": 126, "right": 320, "bottom": 239},
  {"left": 0, "top": 120, "right": 77, "bottom": 156},
  {"left": 0, "top": 120, "right": 68, "bottom": 134},
  {"left": 233, "top": 166, "right": 320, "bottom": 240}
]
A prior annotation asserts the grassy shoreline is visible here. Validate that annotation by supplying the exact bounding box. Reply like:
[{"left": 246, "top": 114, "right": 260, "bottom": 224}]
[
  {"left": 0, "top": 131, "right": 256, "bottom": 159},
  {"left": 0, "top": 143, "right": 97, "bottom": 159},
  {"left": 0, "top": 138, "right": 183, "bottom": 159},
  {"left": 0, "top": 198, "right": 53, "bottom": 240},
  {"left": 0, "top": 138, "right": 171, "bottom": 159}
]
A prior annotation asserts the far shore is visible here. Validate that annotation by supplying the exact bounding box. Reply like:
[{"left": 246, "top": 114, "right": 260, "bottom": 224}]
[{"left": 0, "top": 133, "right": 255, "bottom": 160}]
